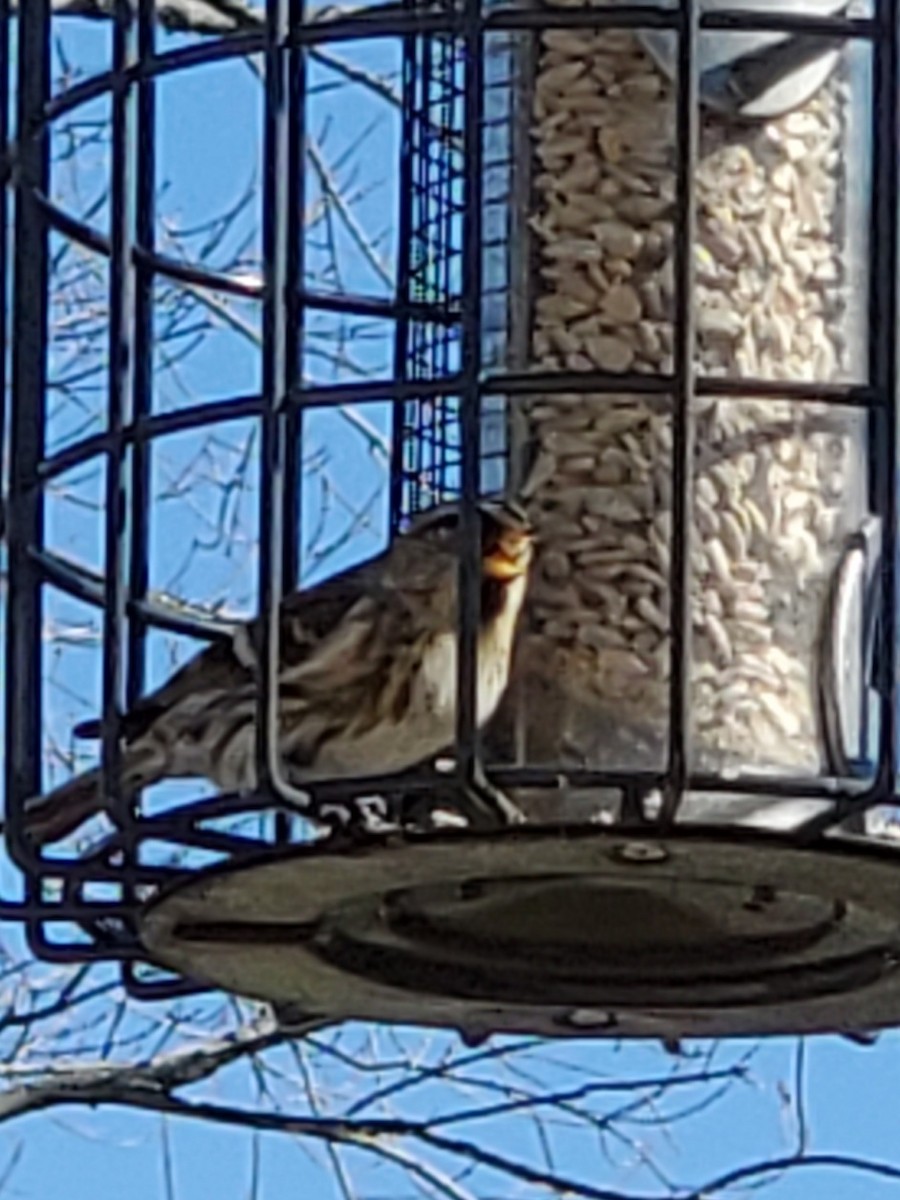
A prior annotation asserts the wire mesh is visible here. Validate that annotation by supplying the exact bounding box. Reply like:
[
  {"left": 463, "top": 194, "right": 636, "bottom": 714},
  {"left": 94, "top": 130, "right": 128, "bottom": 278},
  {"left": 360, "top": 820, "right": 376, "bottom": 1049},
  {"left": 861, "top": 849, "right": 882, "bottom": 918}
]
[
  {"left": 1, "top": 0, "right": 899, "bottom": 997},
  {"left": 391, "top": 17, "right": 467, "bottom": 521}
]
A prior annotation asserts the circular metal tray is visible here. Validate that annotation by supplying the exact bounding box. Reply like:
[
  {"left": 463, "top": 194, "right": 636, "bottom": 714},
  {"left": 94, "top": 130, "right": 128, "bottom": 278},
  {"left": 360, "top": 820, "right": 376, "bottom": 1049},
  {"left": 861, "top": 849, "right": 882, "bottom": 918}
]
[{"left": 141, "top": 825, "right": 900, "bottom": 1041}]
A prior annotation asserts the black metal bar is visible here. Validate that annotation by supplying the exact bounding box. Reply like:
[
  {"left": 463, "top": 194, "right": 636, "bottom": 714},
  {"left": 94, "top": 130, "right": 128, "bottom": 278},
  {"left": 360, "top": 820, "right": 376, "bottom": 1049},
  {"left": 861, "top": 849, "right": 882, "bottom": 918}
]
[
  {"left": 30, "top": 189, "right": 265, "bottom": 296},
  {"left": 43, "top": 37, "right": 266, "bottom": 124},
  {"left": 482, "top": 370, "right": 882, "bottom": 405},
  {"left": 455, "top": 0, "right": 484, "bottom": 787},
  {"left": 27, "top": 931, "right": 147, "bottom": 964},
  {"left": 4, "top": 760, "right": 885, "bottom": 818},
  {"left": 14, "top": 818, "right": 900, "bottom": 936},
  {"left": 31, "top": 546, "right": 239, "bottom": 643},
  {"left": 127, "top": 0, "right": 157, "bottom": 723},
  {"left": 273, "top": 0, "right": 306, "bottom": 845},
  {"left": 314, "top": 371, "right": 884, "bottom": 406},
  {"left": 303, "top": 4, "right": 872, "bottom": 39},
  {"left": 389, "top": 18, "right": 419, "bottom": 533},
  {"left": 281, "top": 0, "right": 306, "bottom": 599},
  {"left": 31, "top": 376, "right": 884, "bottom": 487},
  {"left": 297, "top": 288, "right": 459, "bottom": 325},
  {"left": 869, "top": 0, "right": 900, "bottom": 809},
  {"left": 295, "top": 371, "right": 887, "bottom": 408},
  {"left": 661, "top": 0, "right": 699, "bottom": 827},
  {"left": 483, "top": 7, "right": 871, "bottom": 37},
  {"left": 15, "top": 184, "right": 472, "bottom": 322},
  {"left": 0, "top": 901, "right": 140, "bottom": 922},
  {"left": 100, "top": 0, "right": 138, "bottom": 840},
  {"left": 116, "top": 0, "right": 156, "bottom": 968},
  {"left": 39, "top": 5, "right": 878, "bottom": 130},
  {"left": 0, "top": 0, "right": 8, "bottom": 553},
  {"left": 405, "top": 30, "right": 427, "bottom": 517},
  {"left": 257, "top": 0, "right": 293, "bottom": 801},
  {"left": 5, "top": 0, "right": 51, "bottom": 868}
]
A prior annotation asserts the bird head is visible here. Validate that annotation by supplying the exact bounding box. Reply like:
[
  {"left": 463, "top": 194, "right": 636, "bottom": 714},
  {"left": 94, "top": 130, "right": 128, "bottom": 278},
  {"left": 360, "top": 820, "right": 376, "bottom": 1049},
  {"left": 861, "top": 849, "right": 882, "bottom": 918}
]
[
  {"left": 478, "top": 499, "right": 535, "bottom": 582},
  {"left": 404, "top": 499, "right": 535, "bottom": 583}
]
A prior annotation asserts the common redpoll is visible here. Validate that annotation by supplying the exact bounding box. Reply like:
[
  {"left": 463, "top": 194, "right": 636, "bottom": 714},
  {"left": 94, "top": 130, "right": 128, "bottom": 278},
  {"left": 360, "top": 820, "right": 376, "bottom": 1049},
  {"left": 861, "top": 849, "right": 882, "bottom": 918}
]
[{"left": 21, "top": 500, "right": 534, "bottom": 845}]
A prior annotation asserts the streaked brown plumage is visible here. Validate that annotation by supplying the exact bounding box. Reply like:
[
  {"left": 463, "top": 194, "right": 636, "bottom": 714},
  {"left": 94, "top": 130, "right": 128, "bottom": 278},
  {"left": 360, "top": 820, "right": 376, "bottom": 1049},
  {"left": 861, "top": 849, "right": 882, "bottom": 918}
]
[{"left": 22, "top": 500, "right": 534, "bottom": 845}]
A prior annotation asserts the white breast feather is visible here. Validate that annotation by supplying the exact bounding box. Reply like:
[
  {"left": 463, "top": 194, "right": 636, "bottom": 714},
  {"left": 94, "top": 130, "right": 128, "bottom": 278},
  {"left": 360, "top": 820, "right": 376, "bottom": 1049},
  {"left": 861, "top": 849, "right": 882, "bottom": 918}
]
[
  {"left": 313, "top": 596, "right": 522, "bottom": 778},
  {"left": 232, "top": 573, "right": 527, "bottom": 784}
]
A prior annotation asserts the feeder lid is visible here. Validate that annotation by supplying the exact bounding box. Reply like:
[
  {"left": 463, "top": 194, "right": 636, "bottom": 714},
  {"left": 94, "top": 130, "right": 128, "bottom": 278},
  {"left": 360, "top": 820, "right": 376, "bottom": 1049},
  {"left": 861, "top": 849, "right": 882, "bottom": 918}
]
[
  {"left": 635, "top": 0, "right": 848, "bottom": 120},
  {"left": 140, "top": 825, "right": 900, "bottom": 1041}
]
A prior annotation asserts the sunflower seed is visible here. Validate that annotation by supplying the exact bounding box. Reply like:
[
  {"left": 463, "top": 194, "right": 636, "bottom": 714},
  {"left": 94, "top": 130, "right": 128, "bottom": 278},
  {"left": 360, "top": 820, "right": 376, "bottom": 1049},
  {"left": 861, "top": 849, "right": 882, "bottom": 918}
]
[{"left": 520, "top": 30, "right": 859, "bottom": 778}]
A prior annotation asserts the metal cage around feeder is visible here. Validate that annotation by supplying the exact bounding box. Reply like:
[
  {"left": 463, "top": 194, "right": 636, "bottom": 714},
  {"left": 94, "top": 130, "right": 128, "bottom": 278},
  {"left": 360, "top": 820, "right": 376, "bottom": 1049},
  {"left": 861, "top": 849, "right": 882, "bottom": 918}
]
[{"left": 3, "top": 0, "right": 900, "bottom": 1041}]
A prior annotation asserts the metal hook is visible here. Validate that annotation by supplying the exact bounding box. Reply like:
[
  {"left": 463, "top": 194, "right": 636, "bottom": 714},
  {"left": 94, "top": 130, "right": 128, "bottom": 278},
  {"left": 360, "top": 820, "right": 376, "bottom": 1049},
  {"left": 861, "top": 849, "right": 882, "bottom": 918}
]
[{"left": 816, "top": 515, "right": 882, "bottom": 779}]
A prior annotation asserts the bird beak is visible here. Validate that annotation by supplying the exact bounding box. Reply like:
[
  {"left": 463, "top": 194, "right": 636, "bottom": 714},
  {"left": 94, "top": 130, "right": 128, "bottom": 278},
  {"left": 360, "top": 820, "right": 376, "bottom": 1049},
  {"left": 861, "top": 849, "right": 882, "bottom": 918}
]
[{"left": 482, "top": 529, "right": 534, "bottom": 580}]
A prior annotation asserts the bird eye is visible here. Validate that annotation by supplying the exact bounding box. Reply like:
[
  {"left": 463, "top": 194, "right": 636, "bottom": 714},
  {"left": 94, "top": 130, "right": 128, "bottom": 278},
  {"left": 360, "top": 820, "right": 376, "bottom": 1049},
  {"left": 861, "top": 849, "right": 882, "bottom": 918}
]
[
  {"left": 480, "top": 498, "right": 532, "bottom": 534},
  {"left": 407, "top": 499, "right": 531, "bottom": 541},
  {"left": 407, "top": 505, "right": 461, "bottom": 538},
  {"left": 497, "top": 499, "right": 530, "bottom": 528}
]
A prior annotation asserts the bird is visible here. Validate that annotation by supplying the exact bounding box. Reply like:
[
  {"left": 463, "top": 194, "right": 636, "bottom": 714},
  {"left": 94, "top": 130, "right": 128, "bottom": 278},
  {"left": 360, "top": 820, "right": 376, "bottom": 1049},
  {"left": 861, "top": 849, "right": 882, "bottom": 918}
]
[{"left": 20, "top": 499, "right": 535, "bottom": 846}]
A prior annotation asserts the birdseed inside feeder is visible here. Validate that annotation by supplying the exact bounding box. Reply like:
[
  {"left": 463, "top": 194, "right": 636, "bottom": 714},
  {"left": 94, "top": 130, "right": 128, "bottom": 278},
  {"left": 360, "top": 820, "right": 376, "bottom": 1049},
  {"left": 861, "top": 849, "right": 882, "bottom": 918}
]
[{"left": 482, "top": 0, "right": 875, "bottom": 823}]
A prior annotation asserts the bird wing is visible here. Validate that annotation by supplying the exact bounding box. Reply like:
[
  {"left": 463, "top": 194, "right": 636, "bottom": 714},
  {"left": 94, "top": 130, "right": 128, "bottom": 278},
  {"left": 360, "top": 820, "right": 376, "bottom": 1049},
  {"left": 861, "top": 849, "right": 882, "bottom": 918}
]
[{"left": 71, "top": 552, "right": 386, "bottom": 745}]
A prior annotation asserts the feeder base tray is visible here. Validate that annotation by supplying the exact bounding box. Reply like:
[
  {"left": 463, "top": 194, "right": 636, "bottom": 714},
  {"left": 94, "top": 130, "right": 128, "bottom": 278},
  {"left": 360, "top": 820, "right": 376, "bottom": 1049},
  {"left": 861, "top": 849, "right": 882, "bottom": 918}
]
[{"left": 139, "top": 826, "right": 900, "bottom": 1041}]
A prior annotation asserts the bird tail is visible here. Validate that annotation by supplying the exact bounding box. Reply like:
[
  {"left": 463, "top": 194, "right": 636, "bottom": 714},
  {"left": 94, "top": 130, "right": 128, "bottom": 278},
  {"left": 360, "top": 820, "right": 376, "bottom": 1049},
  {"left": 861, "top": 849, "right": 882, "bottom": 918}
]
[
  {"left": 21, "top": 767, "right": 107, "bottom": 846},
  {"left": 20, "top": 745, "right": 163, "bottom": 846}
]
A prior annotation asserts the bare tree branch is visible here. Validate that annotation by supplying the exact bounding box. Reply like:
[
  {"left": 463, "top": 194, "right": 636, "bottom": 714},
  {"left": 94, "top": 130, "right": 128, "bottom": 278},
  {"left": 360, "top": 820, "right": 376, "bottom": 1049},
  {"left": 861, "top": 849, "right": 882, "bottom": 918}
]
[
  {"left": 0, "top": 1081, "right": 662, "bottom": 1200},
  {"left": 0, "top": 1007, "right": 319, "bottom": 1122},
  {"left": 29, "top": 0, "right": 404, "bottom": 109},
  {"left": 4, "top": 1054, "right": 900, "bottom": 1200},
  {"left": 689, "top": 1153, "right": 900, "bottom": 1198},
  {"left": 41, "top": 0, "right": 264, "bottom": 35}
]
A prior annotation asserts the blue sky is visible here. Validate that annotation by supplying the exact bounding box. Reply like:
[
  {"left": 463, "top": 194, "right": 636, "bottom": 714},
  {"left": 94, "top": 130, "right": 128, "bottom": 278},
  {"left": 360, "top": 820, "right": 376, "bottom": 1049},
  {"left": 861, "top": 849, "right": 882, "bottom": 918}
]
[
  {"left": 4, "top": 8, "right": 900, "bottom": 1200},
  {"left": 6, "top": 1029, "right": 900, "bottom": 1199}
]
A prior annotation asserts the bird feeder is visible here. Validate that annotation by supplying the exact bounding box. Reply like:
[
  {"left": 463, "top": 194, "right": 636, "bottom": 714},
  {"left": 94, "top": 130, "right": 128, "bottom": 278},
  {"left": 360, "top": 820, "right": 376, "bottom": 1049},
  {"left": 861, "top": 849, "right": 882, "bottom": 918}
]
[{"left": 4, "top": 0, "right": 900, "bottom": 1041}]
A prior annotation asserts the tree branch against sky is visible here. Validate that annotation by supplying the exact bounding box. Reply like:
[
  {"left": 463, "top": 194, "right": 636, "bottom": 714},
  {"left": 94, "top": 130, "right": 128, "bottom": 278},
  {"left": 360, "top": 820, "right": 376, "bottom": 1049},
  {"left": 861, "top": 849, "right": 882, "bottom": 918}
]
[{"left": 34, "top": 0, "right": 264, "bottom": 35}]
